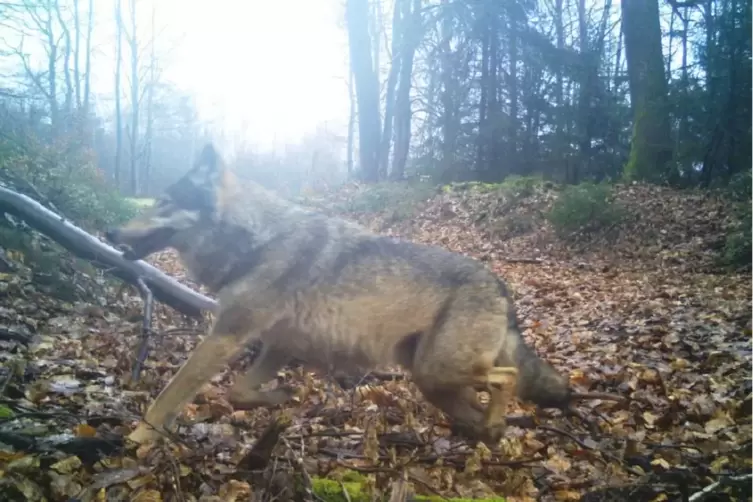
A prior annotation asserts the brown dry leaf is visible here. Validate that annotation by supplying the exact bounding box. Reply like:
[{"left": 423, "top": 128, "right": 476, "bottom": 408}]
[
  {"left": 554, "top": 489, "right": 582, "bottom": 501},
  {"left": 50, "top": 456, "right": 82, "bottom": 474},
  {"left": 73, "top": 423, "right": 97, "bottom": 437},
  {"left": 3, "top": 183, "right": 749, "bottom": 501},
  {"left": 219, "top": 479, "right": 252, "bottom": 502},
  {"left": 131, "top": 489, "right": 162, "bottom": 502}
]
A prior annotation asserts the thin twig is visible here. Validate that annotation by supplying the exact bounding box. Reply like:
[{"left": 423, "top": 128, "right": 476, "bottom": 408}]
[{"left": 688, "top": 473, "right": 753, "bottom": 502}]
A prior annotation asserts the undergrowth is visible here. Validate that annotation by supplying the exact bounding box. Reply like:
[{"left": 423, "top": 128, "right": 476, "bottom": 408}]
[
  {"left": 722, "top": 202, "right": 751, "bottom": 269},
  {"left": 0, "top": 139, "right": 138, "bottom": 231},
  {"left": 718, "top": 170, "right": 752, "bottom": 269},
  {"left": 546, "top": 181, "right": 623, "bottom": 237},
  {"left": 343, "top": 181, "right": 435, "bottom": 220},
  {"left": 0, "top": 138, "right": 137, "bottom": 303}
]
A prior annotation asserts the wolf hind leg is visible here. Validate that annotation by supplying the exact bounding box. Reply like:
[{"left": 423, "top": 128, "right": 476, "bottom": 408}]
[{"left": 227, "top": 343, "right": 294, "bottom": 409}]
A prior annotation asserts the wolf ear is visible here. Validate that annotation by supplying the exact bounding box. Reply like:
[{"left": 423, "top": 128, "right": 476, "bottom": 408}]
[{"left": 190, "top": 143, "right": 225, "bottom": 185}]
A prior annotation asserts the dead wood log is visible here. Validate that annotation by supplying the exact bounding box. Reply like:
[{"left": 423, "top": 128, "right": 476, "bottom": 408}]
[{"left": 0, "top": 186, "right": 217, "bottom": 317}]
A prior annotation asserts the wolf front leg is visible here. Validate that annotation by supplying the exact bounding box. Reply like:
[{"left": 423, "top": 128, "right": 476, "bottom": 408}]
[{"left": 128, "top": 309, "right": 268, "bottom": 444}]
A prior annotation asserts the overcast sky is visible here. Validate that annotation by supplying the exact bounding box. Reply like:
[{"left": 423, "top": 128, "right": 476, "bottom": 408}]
[
  {"left": 0, "top": 0, "right": 352, "bottom": 153},
  {"left": 160, "top": 0, "right": 351, "bottom": 151}
]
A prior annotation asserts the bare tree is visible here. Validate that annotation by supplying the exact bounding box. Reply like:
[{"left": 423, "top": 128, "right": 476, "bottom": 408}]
[
  {"left": 347, "top": 69, "right": 356, "bottom": 176},
  {"left": 391, "top": 0, "right": 422, "bottom": 180},
  {"left": 379, "top": 0, "right": 402, "bottom": 179},
  {"left": 126, "top": 0, "right": 139, "bottom": 194},
  {"left": 82, "top": 0, "right": 93, "bottom": 120},
  {"left": 53, "top": 0, "right": 73, "bottom": 128},
  {"left": 114, "top": 0, "right": 123, "bottom": 187},
  {"left": 72, "top": 0, "right": 80, "bottom": 109},
  {"left": 142, "top": 0, "right": 157, "bottom": 193},
  {"left": 9, "top": 0, "right": 60, "bottom": 136},
  {"left": 346, "top": 0, "right": 381, "bottom": 182}
]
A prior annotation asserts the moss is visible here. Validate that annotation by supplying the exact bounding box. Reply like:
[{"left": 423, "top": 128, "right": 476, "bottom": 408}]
[{"left": 309, "top": 476, "right": 506, "bottom": 502}]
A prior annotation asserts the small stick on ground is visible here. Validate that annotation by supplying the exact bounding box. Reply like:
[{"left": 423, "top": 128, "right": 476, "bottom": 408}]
[{"left": 130, "top": 278, "right": 155, "bottom": 382}]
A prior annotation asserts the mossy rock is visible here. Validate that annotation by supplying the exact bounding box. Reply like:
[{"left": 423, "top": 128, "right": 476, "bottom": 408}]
[{"left": 309, "top": 476, "right": 506, "bottom": 502}]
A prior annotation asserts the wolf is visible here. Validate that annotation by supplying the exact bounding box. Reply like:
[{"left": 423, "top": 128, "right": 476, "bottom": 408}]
[{"left": 106, "top": 143, "right": 572, "bottom": 445}]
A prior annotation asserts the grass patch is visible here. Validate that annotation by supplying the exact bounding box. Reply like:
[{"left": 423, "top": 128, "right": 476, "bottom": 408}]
[{"left": 310, "top": 477, "right": 506, "bottom": 502}]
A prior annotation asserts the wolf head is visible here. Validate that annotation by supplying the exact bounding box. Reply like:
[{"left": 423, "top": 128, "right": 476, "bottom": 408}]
[{"left": 106, "top": 143, "right": 227, "bottom": 260}]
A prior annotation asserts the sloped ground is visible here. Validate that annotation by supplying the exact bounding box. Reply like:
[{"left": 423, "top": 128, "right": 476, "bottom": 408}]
[{"left": 0, "top": 182, "right": 749, "bottom": 501}]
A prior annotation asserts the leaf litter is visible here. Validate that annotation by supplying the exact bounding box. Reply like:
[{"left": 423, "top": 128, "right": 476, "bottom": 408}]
[{"left": 0, "top": 182, "right": 749, "bottom": 501}]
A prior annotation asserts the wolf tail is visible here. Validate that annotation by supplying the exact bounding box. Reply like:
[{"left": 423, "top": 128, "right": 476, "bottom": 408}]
[{"left": 497, "top": 307, "right": 571, "bottom": 409}]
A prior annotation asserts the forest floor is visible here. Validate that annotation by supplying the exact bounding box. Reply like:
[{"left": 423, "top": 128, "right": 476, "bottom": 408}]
[{"left": 0, "top": 182, "right": 750, "bottom": 502}]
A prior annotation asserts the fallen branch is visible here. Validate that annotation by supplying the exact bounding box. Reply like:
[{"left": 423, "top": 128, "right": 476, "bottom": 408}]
[
  {"left": 0, "top": 327, "right": 32, "bottom": 345},
  {"left": 0, "top": 186, "right": 217, "bottom": 317},
  {"left": 237, "top": 413, "right": 293, "bottom": 471},
  {"left": 503, "top": 257, "right": 543, "bottom": 264},
  {"left": 570, "top": 391, "right": 626, "bottom": 403},
  {"left": 130, "top": 278, "right": 155, "bottom": 382},
  {"left": 688, "top": 473, "right": 752, "bottom": 502}
]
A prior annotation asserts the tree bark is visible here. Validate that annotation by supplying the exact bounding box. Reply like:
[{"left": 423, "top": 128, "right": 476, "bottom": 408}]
[
  {"left": 475, "top": 9, "right": 490, "bottom": 175},
  {"left": 143, "top": 1, "right": 156, "bottom": 195},
  {"left": 390, "top": 0, "right": 422, "bottom": 180},
  {"left": 128, "top": 0, "right": 140, "bottom": 195},
  {"left": 82, "top": 0, "right": 93, "bottom": 123},
  {"left": 45, "top": 6, "right": 59, "bottom": 137},
  {"left": 73, "top": 0, "right": 81, "bottom": 110},
  {"left": 621, "top": 0, "right": 675, "bottom": 183},
  {"left": 54, "top": 0, "right": 74, "bottom": 130},
  {"left": 347, "top": 70, "right": 355, "bottom": 177},
  {"left": 114, "top": 0, "right": 123, "bottom": 188},
  {"left": 0, "top": 186, "right": 216, "bottom": 317},
  {"left": 439, "top": 0, "right": 458, "bottom": 182},
  {"left": 346, "top": 0, "right": 382, "bottom": 182},
  {"left": 379, "top": 0, "right": 403, "bottom": 180}
]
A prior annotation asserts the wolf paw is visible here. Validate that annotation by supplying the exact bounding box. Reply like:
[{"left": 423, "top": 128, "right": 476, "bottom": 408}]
[
  {"left": 127, "top": 422, "right": 164, "bottom": 445},
  {"left": 227, "top": 386, "right": 295, "bottom": 410},
  {"left": 450, "top": 421, "right": 505, "bottom": 446}
]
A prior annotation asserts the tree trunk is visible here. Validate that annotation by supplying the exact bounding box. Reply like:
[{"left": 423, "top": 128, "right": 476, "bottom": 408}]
[
  {"left": 129, "top": 0, "right": 140, "bottom": 195},
  {"left": 82, "top": 0, "right": 93, "bottom": 122},
  {"left": 54, "top": 0, "right": 74, "bottom": 132},
  {"left": 45, "top": 8, "right": 58, "bottom": 138},
  {"left": 114, "top": 0, "right": 123, "bottom": 188},
  {"left": 391, "top": 0, "right": 421, "bottom": 180},
  {"left": 379, "top": 0, "right": 403, "bottom": 180},
  {"left": 506, "top": 8, "right": 518, "bottom": 175},
  {"left": 574, "top": 0, "right": 590, "bottom": 183},
  {"left": 143, "top": 1, "right": 156, "bottom": 195},
  {"left": 621, "top": 0, "right": 675, "bottom": 183},
  {"left": 346, "top": 0, "right": 382, "bottom": 182},
  {"left": 487, "top": 8, "right": 499, "bottom": 178},
  {"left": 679, "top": 12, "right": 689, "bottom": 154},
  {"left": 475, "top": 10, "right": 490, "bottom": 175},
  {"left": 439, "top": 0, "right": 458, "bottom": 182},
  {"left": 73, "top": 0, "right": 81, "bottom": 111},
  {"left": 347, "top": 70, "right": 355, "bottom": 177},
  {"left": 554, "top": 0, "right": 566, "bottom": 179}
]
